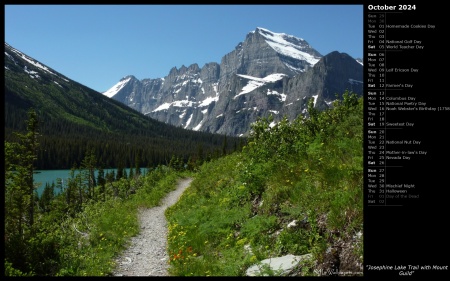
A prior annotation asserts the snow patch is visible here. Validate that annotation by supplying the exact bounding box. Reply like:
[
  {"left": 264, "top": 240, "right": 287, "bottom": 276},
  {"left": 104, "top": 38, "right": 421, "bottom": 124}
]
[
  {"left": 193, "top": 118, "right": 204, "bottom": 131},
  {"left": 267, "top": 89, "right": 286, "bottom": 102},
  {"left": 312, "top": 94, "right": 318, "bottom": 107},
  {"left": 152, "top": 102, "right": 171, "bottom": 112},
  {"left": 326, "top": 100, "right": 336, "bottom": 106},
  {"left": 348, "top": 78, "right": 363, "bottom": 84},
  {"left": 5, "top": 51, "right": 18, "bottom": 65},
  {"left": 184, "top": 113, "right": 193, "bottom": 129},
  {"left": 9, "top": 47, "right": 58, "bottom": 76},
  {"left": 234, "top": 73, "right": 286, "bottom": 99},
  {"left": 24, "top": 66, "right": 38, "bottom": 75},
  {"left": 257, "top": 27, "right": 321, "bottom": 66},
  {"left": 103, "top": 77, "right": 131, "bottom": 98},
  {"left": 152, "top": 100, "right": 194, "bottom": 112},
  {"left": 179, "top": 109, "right": 187, "bottom": 119},
  {"left": 199, "top": 95, "right": 219, "bottom": 107}
]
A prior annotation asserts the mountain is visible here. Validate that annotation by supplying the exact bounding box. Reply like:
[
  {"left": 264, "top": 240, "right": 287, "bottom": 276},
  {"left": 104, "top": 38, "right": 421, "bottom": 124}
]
[
  {"left": 4, "top": 43, "right": 240, "bottom": 170},
  {"left": 103, "top": 27, "right": 363, "bottom": 136}
]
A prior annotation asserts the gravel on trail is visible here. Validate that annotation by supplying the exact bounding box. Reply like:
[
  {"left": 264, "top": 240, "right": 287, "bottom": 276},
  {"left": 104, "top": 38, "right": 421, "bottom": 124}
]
[{"left": 112, "top": 177, "right": 193, "bottom": 276}]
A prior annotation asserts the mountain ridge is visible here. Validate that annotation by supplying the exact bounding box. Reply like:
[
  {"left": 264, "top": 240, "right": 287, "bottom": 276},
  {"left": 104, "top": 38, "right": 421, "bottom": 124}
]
[
  {"left": 103, "top": 27, "right": 363, "bottom": 136},
  {"left": 4, "top": 42, "right": 239, "bottom": 169}
]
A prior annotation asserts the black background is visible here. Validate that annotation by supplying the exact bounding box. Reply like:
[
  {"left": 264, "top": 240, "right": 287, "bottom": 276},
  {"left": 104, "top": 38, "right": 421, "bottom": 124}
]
[{"left": 364, "top": 1, "right": 448, "bottom": 279}]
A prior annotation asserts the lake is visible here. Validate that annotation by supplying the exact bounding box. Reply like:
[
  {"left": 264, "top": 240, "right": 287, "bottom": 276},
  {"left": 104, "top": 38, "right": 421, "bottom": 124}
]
[{"left": 33, "top": 168, "right": 146, "bottom": 197}]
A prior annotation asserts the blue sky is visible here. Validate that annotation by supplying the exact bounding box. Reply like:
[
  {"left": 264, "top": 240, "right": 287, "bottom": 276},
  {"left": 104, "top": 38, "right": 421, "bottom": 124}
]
[{"left": 5, "top": 4, "right": 363, "bottom": 93}]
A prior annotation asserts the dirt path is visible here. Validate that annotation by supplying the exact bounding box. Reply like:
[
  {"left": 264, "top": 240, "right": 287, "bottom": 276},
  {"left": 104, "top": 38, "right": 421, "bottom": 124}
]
[{"left": 112, "top": 177, "right": 193, "bottom": 276}]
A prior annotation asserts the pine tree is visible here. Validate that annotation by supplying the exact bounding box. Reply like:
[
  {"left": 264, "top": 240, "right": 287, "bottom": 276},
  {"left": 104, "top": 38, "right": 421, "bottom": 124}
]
[
  {"left": 197, "top": 144, "right": 204, "bottom": 166},
  {"left": 22, "top": 109, "right": 40, "bottom": 228},
  {"left": 135, "top": 153, "right": 141, "bottom": 176},
  {"left": 129, "top": 166, "right": 134, "bottom": 179},
  {"left": 222, "top": 134, "right": 228, "bottom": 156},
  {"left": 4, "top": 108, "right": 40, "bottom": 273},
  {"left": 116, "top": 164, "right": 124, "bottom": 180},
  {"left": 81, "top": 148, "right": 97, "bottom": 199},
  {"left": 97, "top": 165, "right": 106, "bottom": 201},
  {"left": 40, "top": 182, "right": 54, "bottom": 213}
]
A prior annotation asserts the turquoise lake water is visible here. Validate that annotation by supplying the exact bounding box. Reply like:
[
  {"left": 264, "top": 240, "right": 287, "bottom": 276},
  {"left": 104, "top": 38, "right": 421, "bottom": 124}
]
[{"left": 33, "top": 168, "right": 145, "bottom": 196}]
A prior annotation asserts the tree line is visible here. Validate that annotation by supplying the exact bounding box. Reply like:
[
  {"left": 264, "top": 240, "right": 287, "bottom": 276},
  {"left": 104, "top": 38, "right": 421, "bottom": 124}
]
[
  {"left": 4, "top": 71, "right": 244, "bottom": 170},
  {"left": 5, "top": 105, "right": 243, "bottom": 170},
  {"left": 5, "top": 108, "right": 226, "bottom": 275}
]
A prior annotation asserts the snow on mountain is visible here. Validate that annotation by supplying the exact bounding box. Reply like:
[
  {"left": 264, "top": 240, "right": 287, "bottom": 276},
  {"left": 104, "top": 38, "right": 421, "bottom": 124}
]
[
  {"left": 101, "top": 27, "right": 363, "bottom": 136},
  {"left": 198, "top": 92, "right": 219, "bottom": 107},
  {"left": 5, "top": 42, "right": 69, "bottom": 82},
  {"left": 234, "top": 73, "right": 287, "bottom": 99},
  {"left": 255, "top": 27, "right": 321, "bottom": 67},
  {"left": 152, "top": 99, "right": 195, "bottom": 112},
  {"left": 103, "top": 76, "right": 132, "bottom": 98},
  {"left": 152, "top": 91, "right": 220, "bottom": 113},
  {"left": 267, "top": 89, "right": 286, "bottom": 102},
  {"left": 7, "top": 45, "right": 57, "bottom": 76}
]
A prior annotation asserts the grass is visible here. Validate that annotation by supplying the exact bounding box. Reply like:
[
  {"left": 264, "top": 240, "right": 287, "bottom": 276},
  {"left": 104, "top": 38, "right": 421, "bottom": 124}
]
[
  {"left": 165, "top": 92, "right": 364, "bottom": 276},
  {"left": 18, "top": 91, "right": 363, "bottom": 277},
  {"left": 53, "top": 168, "right": 192, "bottom": 276}
]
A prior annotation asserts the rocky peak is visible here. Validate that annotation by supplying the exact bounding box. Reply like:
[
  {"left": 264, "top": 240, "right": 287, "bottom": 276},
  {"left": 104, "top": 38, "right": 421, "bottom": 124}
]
[
  {"left": 200, "top": 62, "right": 220, "bottom": 83},
  {"left": 103, "top": 28, "right": 363, "bottom": 136}
]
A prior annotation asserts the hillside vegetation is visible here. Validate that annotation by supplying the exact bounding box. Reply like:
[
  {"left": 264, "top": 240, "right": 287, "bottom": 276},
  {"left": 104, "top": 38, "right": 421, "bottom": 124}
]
[
  {"left": 4, "top": 48, "right": 240, "bottom": 169},
  {"left": 165, "top": 90, "right": 363, "bottom": 276},
  {"left": 5, "top": 91, "right": 362, "bottom": 276}
]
